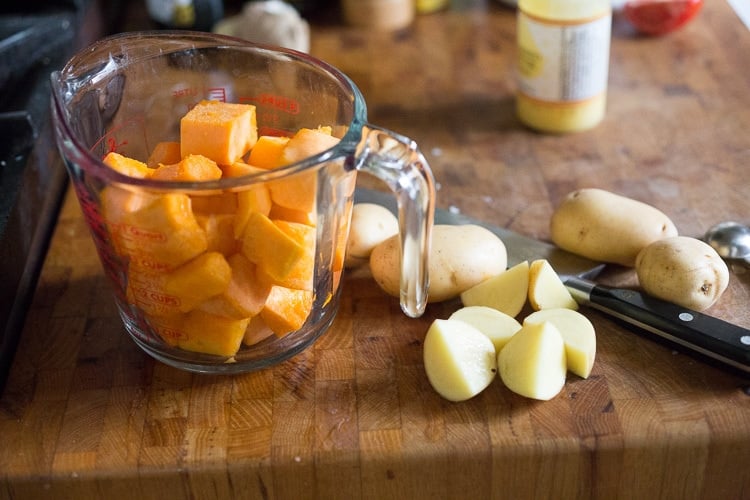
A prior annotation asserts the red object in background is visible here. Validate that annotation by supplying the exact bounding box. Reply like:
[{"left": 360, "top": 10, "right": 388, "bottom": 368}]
[{"left": 624, "top": 0, "right": 704, "bottom": 35}]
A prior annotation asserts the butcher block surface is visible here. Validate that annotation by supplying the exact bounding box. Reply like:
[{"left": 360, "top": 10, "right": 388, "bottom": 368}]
[{"left": 2, "top": 1, "right": 750, "bottom": 499}]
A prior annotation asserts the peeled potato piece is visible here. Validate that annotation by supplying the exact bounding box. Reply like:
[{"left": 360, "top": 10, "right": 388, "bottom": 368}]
[
  {"left": 459, "top": 261, "right": 530, "bottom": 318},
  {"left": 423, "top": 319, "right": 497, "bottom": 402},
  {"left": 497, "top": 321, "right": 567, "bottom": 401},
  {"left": 449, "top": 306, "right": 522, "bottom": 352},
  {"left": 528, "top": 259, "right": 578, "bottom": 311},
  {"left": 524, "top": 308, "right": 596, "bottom": 379}
]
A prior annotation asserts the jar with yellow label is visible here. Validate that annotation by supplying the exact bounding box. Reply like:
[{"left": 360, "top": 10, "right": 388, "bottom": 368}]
[{"left": 516, "top": 0, "right": 611, "bottom": 133}]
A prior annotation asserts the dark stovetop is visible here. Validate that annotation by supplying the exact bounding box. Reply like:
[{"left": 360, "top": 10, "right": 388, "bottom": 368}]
[{"left": 0, "top": 0, "right": 119, "bottom": 393}]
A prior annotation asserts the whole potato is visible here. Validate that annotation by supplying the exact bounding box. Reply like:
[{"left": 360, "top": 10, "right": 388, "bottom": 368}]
[
  {"left": 345, "top": 203, "right": 399, "bottom": 268},
  {"left": 550, "top": 188, "right": 678, "bottom": 267},
  {"left": 635, "top": 236, "right": 729, "bottom": 311},
  {"left": 370, "top": 224, "right": 507, "bottom": 303}
]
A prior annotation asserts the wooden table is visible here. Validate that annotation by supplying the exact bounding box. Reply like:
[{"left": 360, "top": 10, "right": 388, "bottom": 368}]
[{"left": 2, "top": 1, "right": 749, "bottom": 498}]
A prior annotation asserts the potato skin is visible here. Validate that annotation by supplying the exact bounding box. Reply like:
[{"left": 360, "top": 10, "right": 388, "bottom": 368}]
[
  {"left": 550, "top": 188, "right": 678, "bottom": 267},
  {"left": 345, "top": 203, "right": 399, "bottom": 268},
  {"left": 369, "top": 224, "right": 507, "bottom": 303},
  {"left": 635, "top": 236, "right": 729, "bottom": 311}
]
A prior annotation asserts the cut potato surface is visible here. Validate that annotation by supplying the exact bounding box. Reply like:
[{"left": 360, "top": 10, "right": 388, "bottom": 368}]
[
  {"left": 528, "top": 259, "right": 578, "bottom": 311},
  {"left": 423, "top": 319, "right": 497, "bottom": 402},
  {"left": 459, "top": 260, "right": 530, "bottom": 317},
  {"left": 449, "top": 306, "right": 522, "bottom": 352},
  {"left": 524, "top": 308, "right": 596, "bottom": 379},
  {"left": 497, "top": 321, "right": 567, "bottom": 401}
]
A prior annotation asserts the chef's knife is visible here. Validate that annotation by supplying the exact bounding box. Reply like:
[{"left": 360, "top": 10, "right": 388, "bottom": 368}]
[{"left": 355, "top": 188, "right": 750, "bottom": 375}]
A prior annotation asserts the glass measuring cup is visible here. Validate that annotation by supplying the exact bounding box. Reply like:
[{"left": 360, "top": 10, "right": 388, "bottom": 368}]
[{"left": 50, "top": 31, "right": 435, "bottom": 373}]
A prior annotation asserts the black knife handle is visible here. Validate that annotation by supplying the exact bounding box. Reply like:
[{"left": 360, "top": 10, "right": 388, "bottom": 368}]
[{"left": 565, "top": 277, "right": 750, "bottom": 375}]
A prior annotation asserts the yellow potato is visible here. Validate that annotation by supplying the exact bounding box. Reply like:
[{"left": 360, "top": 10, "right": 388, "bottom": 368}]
[
  {"left": 550, "top": 188, "right": 678, "bottom": 267},
  {"left": 369, "top": 224, "right": 507, "bottom": 303},
  {"left": 524, "top": 308, "right": 596, "bottom": 379},
  {"left": 423, "top": 318, "right": 498, "bottom": 402},
  {"left": 459, "top": 261, "right": 530, "bottom": 317},
  {"left": 449, "top": 305, "right": 522, "bottom": 352},
  {"left": 497, "top": 321, "right": 567, "bottom": 401},
  {"left": 345, "top": 203, "right": 399, "bottom": 268},
  {"left": 635, "top": 236, "right": 729, "bottom": 311},
  {"left": 528, "top": 259, "right": 578, "bottom": 311}
]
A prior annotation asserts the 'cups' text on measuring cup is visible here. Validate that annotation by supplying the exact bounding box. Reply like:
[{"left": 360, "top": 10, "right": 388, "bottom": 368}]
[{"left": 50, "top": 31, "right": 435, "bottom": 373}]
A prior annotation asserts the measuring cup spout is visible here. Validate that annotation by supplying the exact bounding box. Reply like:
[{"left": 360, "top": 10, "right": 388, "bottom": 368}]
[{"left": 355, "top": 125, "right": 436, "bottom": 318}]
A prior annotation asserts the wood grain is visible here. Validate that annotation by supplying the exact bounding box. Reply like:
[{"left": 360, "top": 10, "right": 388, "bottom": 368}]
[{"left": 2, "top": 1, "right": 750, "bottom": 499}]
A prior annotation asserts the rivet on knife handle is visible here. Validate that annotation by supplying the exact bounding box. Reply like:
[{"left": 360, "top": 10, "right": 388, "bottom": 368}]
[{"left": 565, "top": 276, "right": 750, "bottom": 375}]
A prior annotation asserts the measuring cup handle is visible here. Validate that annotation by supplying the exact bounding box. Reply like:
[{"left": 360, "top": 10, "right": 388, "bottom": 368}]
[{"left": 355, "top": 125, "right": 436, "bottom": 318}]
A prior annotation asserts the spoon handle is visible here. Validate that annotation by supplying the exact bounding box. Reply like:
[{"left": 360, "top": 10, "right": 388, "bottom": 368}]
[{"left": 565, "top": 277, "right": 750, "bottom": 376}]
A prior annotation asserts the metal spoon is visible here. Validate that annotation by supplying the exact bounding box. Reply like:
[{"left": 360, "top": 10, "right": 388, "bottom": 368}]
[{"left": 704, "top": 221, "right": 750, "bottom": 261}]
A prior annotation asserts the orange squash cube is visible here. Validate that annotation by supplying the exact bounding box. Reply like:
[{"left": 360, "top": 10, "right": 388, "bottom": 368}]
[
  {"left": 150, "top": 154, "right": 223, "bottom": 182},
  {"left": 234, "top": 184, "right": 273, "bottom": 239},
  {"left": 242, "top": 315, "right": 275, "bottom": 346},
  {"left": 260, "top": 286, "right": 313, "bottom": 337},
  {"left": 268, "top": 203, "right": 316, "bottom": 226},
  {"left": 103, "top": 151, "right": 153, "bottom": 178},
  {"left": 247, "top": 135, "right": 290, "bottom": 169},
  {"left": 147, "top": 313, "right": 186, "bottom": 346},
  {"left": 197, "top": 253, "right": 272, "bottom": 319},
  {"left": 119, "top": 193, "right": 208, "bottom": 272},
  {"left": 176, "top": 309, "right": 249, "bottom": 357},
  {"left": 101, "top": 186, "right": 156, "bottom": 256},
  {"left": 240, "top": 212, "right": 306, "bottom": 281},
  {"left": 267, "top": 220, "right": 315, "bottom": 291},
  {"left": 220, "top": 161, "right": 265, "bottom": 178},
  {"left": 180, "top": 100, "right": 258, "bottom": 165},
  {"left": 162, "top": 251, "right": 232, "bottom": 313},
  {"left": 268, "top": 128, "right": 340, "bottom": 213},
  {"left": 147, "top": 141, "right": 182, "bottom": 168},
  {"left": 190, "top": 192, "right": 239, "bottom": 215},
  {"left": 196, "top": 214, "right": 238, "bottom": 256},
  {"left": 126, "top": 268, "right": 182, "bottom": 317}
]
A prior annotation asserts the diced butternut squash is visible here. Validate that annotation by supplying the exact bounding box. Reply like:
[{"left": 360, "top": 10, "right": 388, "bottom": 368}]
[
  {"left": 268, "top": 128, "right": 339, "bottom": 213},
  {"left": 95, "top": 107, "right": 344, "bottom": 358},
  {"left": 147, "top": 313, "right": 186, "bottom": 346},
  {"left": 260, "top": 286, "right": 313, "bottom": 337},
  {"left": 150, "top": 154, "right": 223, "bottom": 182},
  {"left": 126, "top": 268, "right": 182, "bottom": 317},
  {"left": 196, "top": 213, "right": 238, "bottom": 256},
  {"left": 103, "top": 152, "right": 153, "bottom": 178},
  {"left": 234, "top": 184, "right": 273, "bottom": 238},
  {"left": 180, "top": 100, "right": 258, "bottom": 165},
  {"left": 190, "top": 192, "right": 238, "bottom": 215},
  {"left": 221, "top": 161, "right": 266, "bottom": 178},
  {"left": 240, "top": 212, "right": 307, "bottom": 281},
  {"left": 243, "top": 315, "right": 275, "bottom": 346},
  {"left": 197, "top": 253, "right": 272, "bottom": 319},
  {"left": 101, "top": 186, "right": 156, "bottom": 256},
  {"left": 119, "top": 193, "right": 208, "bottom": 272},
  {"left": 147, "top": 141, "right": 182, "bottom": 168},
  {"left": 162, "top": 251, "right": 232, "bottom": 313},
  {"left": 267, "top": 220, "right": 315, "bottom": 291},
  {"left": 268, "top": 203, "right": 316, "bottom": 226},
  {"left": 176, "top": 309, "right": 249, "bottom": 357},
  {"left": 247, "top": 135, "right": 290, "bottom": 169}
]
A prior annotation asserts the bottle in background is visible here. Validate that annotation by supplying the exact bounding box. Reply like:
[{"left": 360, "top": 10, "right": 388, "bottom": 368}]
[
  {"left": 146, "top": 0, "right": 224, "bottom": 31},
  {"left": 516, "top": 0, "right": 611, "bottom": 133}
]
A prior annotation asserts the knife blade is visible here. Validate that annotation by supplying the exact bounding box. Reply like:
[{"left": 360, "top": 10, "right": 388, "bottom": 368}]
[{"left": 354, "top": 188, "right": 750, "bottom": 375}]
